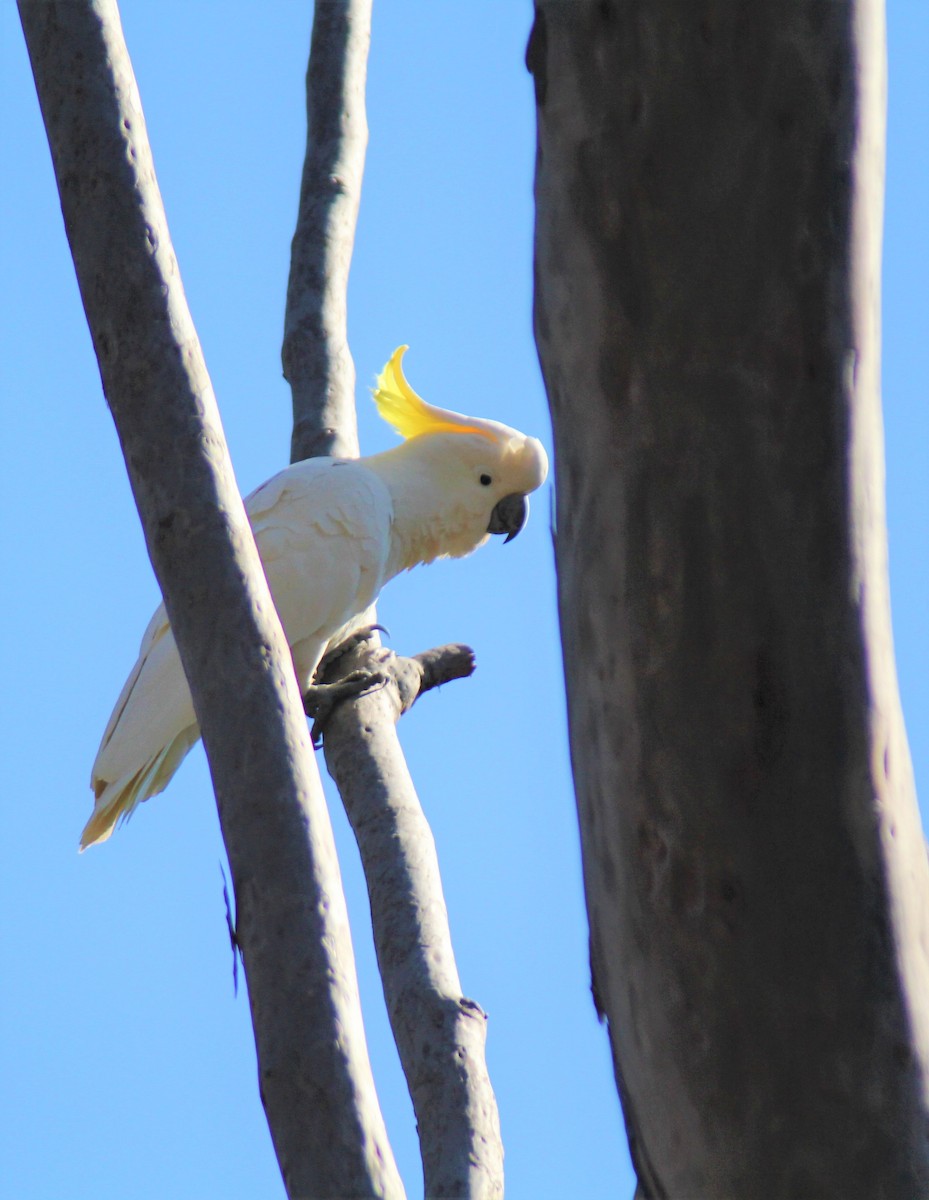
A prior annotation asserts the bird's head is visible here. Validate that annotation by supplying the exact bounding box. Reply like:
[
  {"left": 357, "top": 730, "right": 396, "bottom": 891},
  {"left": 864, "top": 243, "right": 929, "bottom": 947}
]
[{"left": 371, "top": 346, "right": 549, "bottom": 565}]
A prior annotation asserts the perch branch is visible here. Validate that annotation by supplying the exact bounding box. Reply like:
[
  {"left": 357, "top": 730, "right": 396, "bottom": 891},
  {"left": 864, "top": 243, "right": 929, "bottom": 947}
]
[
  {"left": 283, "top": 1, "right": 504, "bottom": 1193},
  {"left": 321, "top": 639, "right": 504, "bottom": 1200}
]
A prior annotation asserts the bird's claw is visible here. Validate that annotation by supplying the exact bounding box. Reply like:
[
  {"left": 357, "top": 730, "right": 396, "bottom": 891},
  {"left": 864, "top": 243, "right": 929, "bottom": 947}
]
[
  {"left": 303, "top": 669, "right": 390, "bottom": 747},
  {"left": 315, "top": 623, "right": 390, "bottom": 680}
]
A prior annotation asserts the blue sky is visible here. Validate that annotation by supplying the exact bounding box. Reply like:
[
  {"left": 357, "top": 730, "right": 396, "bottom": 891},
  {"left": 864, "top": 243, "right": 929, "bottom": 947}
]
[{"left": 1, "top": 4, "right": 926, "bottom": 1198}]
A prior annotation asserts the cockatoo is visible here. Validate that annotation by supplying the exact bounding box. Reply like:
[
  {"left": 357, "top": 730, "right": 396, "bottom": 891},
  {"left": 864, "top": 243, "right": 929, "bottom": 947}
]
[{"left": 81, "top": 347, "right": 548, "bottom": 848}]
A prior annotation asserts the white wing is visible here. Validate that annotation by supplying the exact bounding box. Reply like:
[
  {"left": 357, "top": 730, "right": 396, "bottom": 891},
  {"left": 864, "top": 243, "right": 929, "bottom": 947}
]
[
  {"left": 247, "top": 457, "right": 393, "bottom": 685},
  {"left": 83, "top": 457, "right": 393, "bottom": 848}
]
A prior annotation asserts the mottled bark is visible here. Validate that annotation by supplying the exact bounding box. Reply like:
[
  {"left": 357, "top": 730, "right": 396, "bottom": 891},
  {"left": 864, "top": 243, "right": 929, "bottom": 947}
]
[
  {"left": 283, "top": 4, "right": 505, "bottom": 1194},
  {"left": 18, "top": 2, "right": 403, "bottom": 1197},
  {"left": 530, "top": 1, "right": 929, "bottom": 1196}
]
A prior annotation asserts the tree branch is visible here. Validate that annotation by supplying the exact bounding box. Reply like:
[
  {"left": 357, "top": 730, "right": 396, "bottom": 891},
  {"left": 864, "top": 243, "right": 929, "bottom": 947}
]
[
  {"left": 320, "top": 640, "right": 504, "bottom": 1200},
  {"left": 284, "top": 2, "right": 505, "bottom": 1194},
  {"left": 283, "top": 0, "right": 371, "bottom": 462},
  {"left": 18, "top": 2, "right": 403, "bottom": 1196},
  {"left": 530, "top": 0, "right": 929, "bottom": 1194},
  {"left": 406, "top": 644, "right": 478, "bottom": 704}
]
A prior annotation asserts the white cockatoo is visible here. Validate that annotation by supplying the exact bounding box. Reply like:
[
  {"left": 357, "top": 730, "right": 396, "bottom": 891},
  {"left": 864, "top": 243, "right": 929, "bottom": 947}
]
[{"left": 81, "top": 347, "right": 548, "bottom": 848}]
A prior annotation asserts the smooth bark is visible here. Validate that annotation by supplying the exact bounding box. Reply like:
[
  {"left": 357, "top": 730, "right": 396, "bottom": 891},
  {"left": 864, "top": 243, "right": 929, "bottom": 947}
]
[
  {"left": 283, "top": 3, "right": 505, "bottom": 1194},
  {"left": 530, "top": 1, "right": 929, "bottom": 1196},
  {"left": 18, "top": 2, "right": 403, "bottom": 1196},
  {"left": 283, "top": 0, "right": 371, "bottom": 462},
  {"left": 322, "top": 643, "right": 504, "bottom": 1200}
]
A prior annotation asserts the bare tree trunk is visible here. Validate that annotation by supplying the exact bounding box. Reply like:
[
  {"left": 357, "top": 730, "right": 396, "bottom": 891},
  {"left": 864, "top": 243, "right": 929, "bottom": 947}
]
[
  {"left": 530, "top": 1, "right": 929, "bottom": 1195},
  {"left": 283, "top": 4, "right": 505, "bottom": 1195},
  {"left": 18, "top": 2, "right": 404, "bottom": 1197}
]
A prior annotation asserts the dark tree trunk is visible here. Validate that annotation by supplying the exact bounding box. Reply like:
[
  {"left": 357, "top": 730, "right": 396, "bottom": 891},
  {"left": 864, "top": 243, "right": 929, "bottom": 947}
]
[{"left": 530, "top": 2, "right": 929, "bottom": 1195}]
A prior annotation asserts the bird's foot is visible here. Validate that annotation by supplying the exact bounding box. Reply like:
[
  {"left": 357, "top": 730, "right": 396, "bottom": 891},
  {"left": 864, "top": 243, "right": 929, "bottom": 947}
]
[
  {"left": 303, "top": 669, "right": 389, "bottom": 748},
  {"left": 314, "top": 623, "right": 389, "bottom": 679}
]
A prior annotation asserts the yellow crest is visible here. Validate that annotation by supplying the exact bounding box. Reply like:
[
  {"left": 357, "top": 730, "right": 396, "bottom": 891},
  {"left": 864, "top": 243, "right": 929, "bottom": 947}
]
[{"left": 372, "top": 347, "right": 495, "bottom": 442}]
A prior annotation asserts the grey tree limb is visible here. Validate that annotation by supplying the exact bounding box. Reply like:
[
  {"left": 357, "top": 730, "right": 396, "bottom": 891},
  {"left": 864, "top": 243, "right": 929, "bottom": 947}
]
[
  {"left": 283, "top": 3, "right": 505, "bottom": 1195},
  {"left": 320, "top": 641, "right": 504, "bottom": 1200},
  {"left": 18, "top": 2, "right": 403, "bottom": 1197},
  {"left": 530, "top": 0, "right": 929, "bottom": 1196},
  {"left": 401, "top": 644, "right": 479, "bottom": 706},
  {"left": 283, "top": 0, "right": 371, "bottom": 462},
  {"left": 305, "top": 643, "right": 477, "bottom": 744}
]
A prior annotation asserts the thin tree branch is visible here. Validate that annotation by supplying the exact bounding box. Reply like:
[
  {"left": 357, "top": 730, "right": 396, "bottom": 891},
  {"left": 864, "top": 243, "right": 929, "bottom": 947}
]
[
  {"left": 305, "top": 643, "right": 477, "bottom": 745},
  {"left": 400, "top": 644, "right": 479, "bottom": 709},
  {"left": 284, "top": 0, "right": 371, "bottom": 462},
  {"left": 284, "top": 2, "right": 505, "bottom": 1195},
  {"left": 18, "top": 2, "right": 403, "bottom": 1196},
  {"left": 321, "top": 641, "right": 504, "bottom": 1200}
]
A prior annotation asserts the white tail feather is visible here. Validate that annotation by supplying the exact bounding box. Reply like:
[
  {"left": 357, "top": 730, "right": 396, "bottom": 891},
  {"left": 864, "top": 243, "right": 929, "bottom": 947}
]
[
  {"left": 80, "top": 725, "right": 199, "bottom": 849},
  {"left": 83, "top": 616, "right": 200, "bottom": 850}
]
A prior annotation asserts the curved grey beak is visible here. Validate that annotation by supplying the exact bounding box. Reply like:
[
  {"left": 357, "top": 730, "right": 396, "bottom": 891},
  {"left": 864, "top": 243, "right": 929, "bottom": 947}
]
[{"left": 487, "top": 493, "right": 529, "bottom": 543}]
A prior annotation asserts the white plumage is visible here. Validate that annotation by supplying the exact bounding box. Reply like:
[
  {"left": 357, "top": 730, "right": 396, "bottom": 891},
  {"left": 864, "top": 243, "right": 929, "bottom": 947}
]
[{"left": 82, "top": 348, "right": 548, "bottom": 848}]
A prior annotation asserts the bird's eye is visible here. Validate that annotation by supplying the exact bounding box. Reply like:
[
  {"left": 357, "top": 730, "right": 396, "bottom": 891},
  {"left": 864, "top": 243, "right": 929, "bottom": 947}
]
[{"left": 479, "top": 473, "right": 492, "bottom": 486}]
